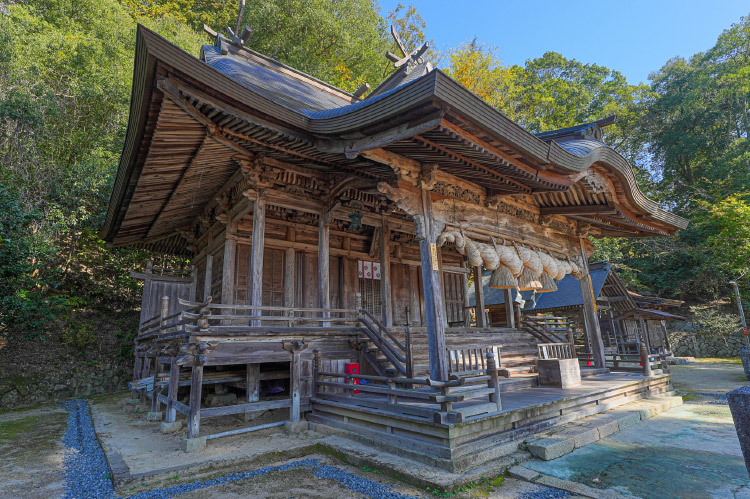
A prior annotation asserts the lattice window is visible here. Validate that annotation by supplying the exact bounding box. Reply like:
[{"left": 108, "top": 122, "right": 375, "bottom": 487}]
[{"left": 359, "top": 277, "right": 382, "bottom": 316}]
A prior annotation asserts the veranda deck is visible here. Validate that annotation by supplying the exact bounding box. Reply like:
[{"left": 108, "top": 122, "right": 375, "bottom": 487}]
[{"left": 309, "top": 371, "right": 671, "bottom": 472}]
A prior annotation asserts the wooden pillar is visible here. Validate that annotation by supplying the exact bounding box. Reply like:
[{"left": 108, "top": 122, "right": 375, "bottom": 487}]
[
  {"left": 151, "top": 295, "right": 169, "bottom": 413},
  {"left": 578, "top": 237, "right": 605, "bottom": 369},
  {"left": 380, "top": 218, "right": 393, "bottom": 327},
  {"left": 637, "top": 314, "right": 652, "bottom": 354},
  {"left": 661, "top": 320, "right": 672, "bottom": 354},
  {"left": 290, "top": 351, "right": 301, "bottom": 422},
  {"left": 187, "top": 364, "right": 203, "bottom": 438},
  {"left": 504, "top": 289, "right": 516, "bottom": 329},
  {"left": 139, "top": 260, "right": 154, "bottom": 325},
  {"left": 203, "top": 254, "right": 213, "bottom": 302},
  {"left": 221, "top": 222, "right": 237, "bottom": 305},
  {"left": 246, "top": 363, "right": 260, "bottom": 402},
  {"left": 165, "top": 354, "right": 179, "bottom": 423},
  {"left": 318, "top": 211, "right": 331, "bottom": 324},
  {"left": 249, "top": 196, "right": 266, "bottom": 326},
  {"left": 189, "top": 265, "right": 198, "bottom": 301},
  {"left": 473, "top": 266, "right": 487, "bottom": 328},
  {"left": 418, "top": 188, "right": 449, "bottom": 381},
  {"left": 462, "top": 271, "right": 471, "bottom": 328}
]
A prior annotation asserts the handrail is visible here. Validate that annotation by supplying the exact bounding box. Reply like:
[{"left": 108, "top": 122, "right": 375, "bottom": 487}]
[
  {"left": 358, "top": 315, "right": 407, "bottom": 375},
  {"left": 359, "top": 309, "right": 406, "bottom": 352}
]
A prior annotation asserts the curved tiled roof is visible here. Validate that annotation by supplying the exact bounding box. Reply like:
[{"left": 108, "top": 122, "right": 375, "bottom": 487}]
[{"left": 101, "top": 26, "right": 688, "bottom": 246}]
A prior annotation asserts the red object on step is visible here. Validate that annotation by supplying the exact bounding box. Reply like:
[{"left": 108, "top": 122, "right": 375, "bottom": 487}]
[
  {"left": 587, "top": 356, "right": 593, "bottom": 367},
  {"left": 345, "top": 362, "right": 360, "bottom": 394}
]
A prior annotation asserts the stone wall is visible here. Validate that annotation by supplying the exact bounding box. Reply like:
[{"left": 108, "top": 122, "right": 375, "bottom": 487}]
[
  {"left": 670, "top": 331, "right": 748, "bottom": 358},
  {"left": 0, "top": 363, "right": 130, "bottom": 409}
]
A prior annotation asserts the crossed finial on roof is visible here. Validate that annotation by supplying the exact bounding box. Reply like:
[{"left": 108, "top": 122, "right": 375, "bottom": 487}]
[
  {"left": 385, "top": 25, "right": 429, "bottom": 69},
  {"left": 203, "top": 0, "right": 252, "bottom": 46}
]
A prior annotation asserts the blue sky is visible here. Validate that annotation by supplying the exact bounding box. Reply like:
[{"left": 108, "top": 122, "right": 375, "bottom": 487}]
[{"left": 378, "top": 1, "right": 749, "bottom": 84}]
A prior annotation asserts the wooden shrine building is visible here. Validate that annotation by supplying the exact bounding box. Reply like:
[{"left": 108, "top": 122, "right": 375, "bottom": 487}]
[
  {"left": 102, "top": 25, "right": 688, "bottom": 464},
  {"left": 470, "top": 261, "right": 686, "bottom": 367}
]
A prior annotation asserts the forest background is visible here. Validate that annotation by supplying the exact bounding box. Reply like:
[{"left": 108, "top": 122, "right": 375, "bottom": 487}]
[{"left": 1, "top": 0, "right": 750, "bottom": 382}]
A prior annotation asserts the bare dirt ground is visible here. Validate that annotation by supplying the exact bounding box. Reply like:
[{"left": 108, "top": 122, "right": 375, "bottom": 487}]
[{"left": 0, "top": 404, "right": 68, "bottom": 499}]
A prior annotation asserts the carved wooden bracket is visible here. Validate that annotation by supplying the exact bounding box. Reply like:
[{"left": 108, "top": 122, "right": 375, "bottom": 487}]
[{"left": 282, "top": 340, "right": 309, "bottom": 355}]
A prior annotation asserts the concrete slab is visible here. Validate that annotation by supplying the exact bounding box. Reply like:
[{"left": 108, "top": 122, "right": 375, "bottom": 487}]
[{"left": 522, "top": 362, "right": 749, "bottom": 499}]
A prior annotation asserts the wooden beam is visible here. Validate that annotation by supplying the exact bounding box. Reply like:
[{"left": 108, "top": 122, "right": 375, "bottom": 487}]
[
  {"left": 473, "top": 266, "right": 487, "bottom": 328},
  {"left": 249, "top": 195, "right": 266, "bottom": 326},
  {"left": 539, "top": 205, "right": 617, "bottom": 216},
  {"left": 165, "top": 357, "right": 179, "bottom": 423},
  {"left": 139, "top": 260, "right": 154, "bottom": 324},
  {"left": 413, "top": 135, "right": 531, "bottom": 193},
  {"left": 246, "top": 363, "right": 260, "bottom": 402}
]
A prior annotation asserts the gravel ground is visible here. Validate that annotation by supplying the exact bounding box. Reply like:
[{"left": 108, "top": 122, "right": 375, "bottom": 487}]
[{"left": 53, "top": 399, "right": 571, "bottom": 499}]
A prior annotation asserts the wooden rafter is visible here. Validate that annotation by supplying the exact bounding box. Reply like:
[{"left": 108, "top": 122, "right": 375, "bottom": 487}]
[{"left": 412, "top": 135, "right": 531, "bottom": 193}]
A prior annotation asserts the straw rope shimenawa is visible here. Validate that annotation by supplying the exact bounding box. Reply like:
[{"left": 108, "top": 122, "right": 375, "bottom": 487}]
[{"left": 437, "top": 229, "right": 588, "bottom": 294}]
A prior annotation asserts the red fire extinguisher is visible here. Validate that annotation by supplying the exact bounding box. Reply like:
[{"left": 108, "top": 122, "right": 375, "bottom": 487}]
[{"left": 587, "top": 355, "right": 593, "bottom": 367}]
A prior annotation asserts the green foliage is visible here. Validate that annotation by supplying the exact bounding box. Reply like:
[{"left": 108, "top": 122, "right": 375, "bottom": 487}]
[
  {"left": 691, "top": 307, "right": 742, "bottom": 342},
  {"left": 61, "top": 320, "right": 97, "bottom": 351}
]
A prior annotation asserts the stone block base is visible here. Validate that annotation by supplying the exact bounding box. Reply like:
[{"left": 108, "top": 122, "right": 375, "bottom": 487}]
[
  {"left": 146, "top": 411, "right": 163, "bottom": 421},
  {"left": 538, "top": 358, "right": 581, "bottom": 388},
  {"left": 284, "top": 420, "right": 308, "bottom": 434},
  {"left": 160, "top": 420, "right": 182, "bottom": 433},
  {"left": 728, "top": 385, "right": 750, "bottom": 476},
  {"left": 180, "top": 437, "right": 207, "bottom": 453}
]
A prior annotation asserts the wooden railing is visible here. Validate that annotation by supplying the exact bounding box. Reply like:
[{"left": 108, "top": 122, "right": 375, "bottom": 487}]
[
  {"left": 577, "top": 351, "right": 669, "bottom": 375},
  {"left": 537, "top": 342, "right": 575, "bottom": 360},
  {"left": 314, "top": 350, "right": 502, "bottom": 424},
  {"left": 447, "top": 346, "right": 499, "bottom": 375},
  {"left": 358, "top": 308, "right": 410, "bottom": 376}
]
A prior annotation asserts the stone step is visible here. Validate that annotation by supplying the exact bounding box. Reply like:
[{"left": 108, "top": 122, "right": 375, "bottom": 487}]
[{"left": 523, "top": 394, "right": 683, "bottom": 461}]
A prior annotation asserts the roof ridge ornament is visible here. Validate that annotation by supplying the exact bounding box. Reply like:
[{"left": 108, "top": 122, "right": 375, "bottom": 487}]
[
  {"left": 385, "top": 25, "right": 430, "bottom": 71},
  {"left": 203, "top": 1, "right": 252, "bottom": 47}
]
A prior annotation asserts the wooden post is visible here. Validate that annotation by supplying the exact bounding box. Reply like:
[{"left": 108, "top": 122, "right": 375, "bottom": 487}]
[
  {"left": 661, "top": 320, "right": 672, "bottom": 354},
  {"left": 638, "top": 314, "right": 652, "bottom": 354},
  {"left": 203, "top": 254, "right": 213, "bottom": 303},
  {"left": 473, "top": 266, "right": 487, "bottom": 328},
  {"left": 355, "top": 292, "right": 362, "bottom": 314},
  {"left": 312, "top": 349, "right": 321, "bottom": 396},
  {"left": 187, "top": 363, "right": 203, "bottom": 438},
  {"left": 189, "top": 265, "right": 198, "bottom": 302},
  {"left": 418, "top": 189, "right": 449, "bottom": 381},
  {"left": 290, "top": 352, "right": 301, "bottom": 422},
  {"left": 462, "top": 271, "right": 471, "bottom": 328},
  {"left": 246, "top": 363, "right": 260, "bottom": 402},
  {"left": 567, "top": 328, "right": 576, "bottom": 358},
  {"left": 640, "top": 342, "right": 653, "bottom": 377},
  {"left": 139, "top": 260, "right": 154, "bottom": 325},
  {"left": 487, "top": 351, "right": 502, "bottom": 411},
  {"left": 380, "top": 217, "right": 393, "bottom": 327},
  {"left": 150, "top": 296, "right": 169, "bottom": 413},
  {"left": 578, "top": 237, "right": 605, "bottom": 369},
  {"left": 318, "top": 211, "right": 331, "bottom": 325},
  {"left": 249, "top": 196, "right": 266, "bottom": 326},
  {"left": 132, "top": 353, "right": 142, "bottom": 399},
  {"left": 165, "top": 353, "right": 179, "bottom": 423},
  {"left": 221, "top": 222, "right": 237, "bottom": 305},
  {"left": 504, "top": 289, "right": 515, "bottom": 329}
]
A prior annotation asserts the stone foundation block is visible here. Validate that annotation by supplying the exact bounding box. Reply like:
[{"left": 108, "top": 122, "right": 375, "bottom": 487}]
[
  {"left": 537, "top": 358, "right": 581, "bottom": 389},
  {"left": 526, "top": 436, "right": 575, "bottom": 461},
  {"left": 613, "top": 412, "right": 641, "bottom": 431},
  {"left": 160, "top": 420, "right": 182, "bottom": 434},
  {"left": 180, "top": 437, "right": 207, "bottom": 453},
  {"left": 146, "top": 411, "right": 163, "bottom": 421},
  {"left": 508, "top": 465, "right": 540, "bottom": 481},
  {"left": 284, "top": 420, "right": 308, "bottom": 434},
  {"left": 728, "top": 385, "right": 750, "bottom": 476}
]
